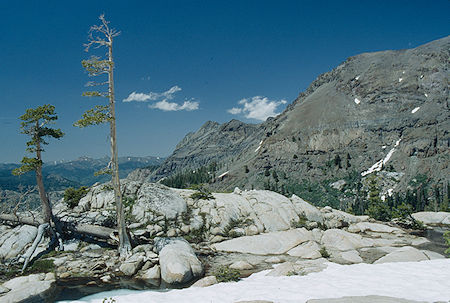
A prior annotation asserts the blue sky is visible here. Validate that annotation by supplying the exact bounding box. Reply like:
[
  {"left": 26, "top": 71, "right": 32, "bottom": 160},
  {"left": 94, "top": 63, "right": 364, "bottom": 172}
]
[{"left": 0, "top": 0, "right": 448, "bottom": 163}]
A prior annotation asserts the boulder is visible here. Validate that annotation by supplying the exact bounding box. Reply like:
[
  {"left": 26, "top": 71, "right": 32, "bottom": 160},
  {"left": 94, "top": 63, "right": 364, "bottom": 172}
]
[
  {"left": 240, "top": 190, "right": 301, "bottom": 232},
  {"left": 421, "top": 250, "right": 445, "bottom": 260},
  {"left": 0, "top": 285, "right": 9, "bottom": 294},
  {"left": 0, "top": 225, "right": 37, "bottom": 260},
  {"left": 323, "top": 209, "right": 368, "bottom": 229},
  {"left": 265, "top": 262, "right": 296, "bottom": 277},
  {"left": 63, "top": 239, "right": 80, "bottom": 251},
  {"left": 333, "top": 250, "right": 363, "bottom": 264},
  {"left": 294, "top": 258, "right": 329, "bottom": 275},
  {"left": 374, "top": 246, "right": 429, "bottom": 264},
  {"left": 411, "top": 211, "right": 450, "bottom": 225},
  {"left": 213, "top": 228, "right": 312, "bottom": 255},
  {"left": 266, "top": 258, "right": 329, "bottom": 277},
  {"left": 132, "top": 183, "right": 187, "bottom": 220},
  {"left": 287, "top": 241, "right": 322, "bottom": 259},
  {"left": 348, "top": 222, "right": 404, "bottom": 234},
  {"left": 191, "top": 276, "right": 218, "bottom": 287},
  {"left": 229, "top": 261, "right": 254, "bottom": 270},
  {"left": 139, "top": 265, "right": 161, "bottom": 282},
  {"left": 264, "top": 256, "right": 283, "bottom": 264},
  {"left": 120, "top": 255, "right": 145, "bottom": 276},
  {"left": 157, "top": 238, "right": 203, "bottom": 284},
  {"left": 82, "top": 181, "right": 187, "bottom": 221},
  {"left": 290, "top": 195, "right": 324, "bottom": 224},
  {"left": 321, "top": 229, "right": 373, "bottom": 251},
  {"left": 1, "top": 273, "right": 56, "bottom": 303}
]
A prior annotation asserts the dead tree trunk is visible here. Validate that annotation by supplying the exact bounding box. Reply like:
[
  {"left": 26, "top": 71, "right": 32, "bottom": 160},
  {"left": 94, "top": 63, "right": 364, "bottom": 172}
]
[
  {"left": 106, "top": 28, "right": 132, "bottom": 258},
  {"left": 0, "top": 213, "right": 116, "bottom": 241}
]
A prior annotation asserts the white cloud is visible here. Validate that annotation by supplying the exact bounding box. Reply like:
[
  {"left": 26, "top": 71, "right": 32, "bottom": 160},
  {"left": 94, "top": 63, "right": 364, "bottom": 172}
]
[
  {"left": 123, "top": 85, "right": 182, "bottom": 102},
  {"left": 123, "top": 92, "right": 152, "bottom": 102},
  {"left": 123, "top": 85, "right": 198, "bottom": 112},
  {"left": 150, "top": 99, "right": 199, "bottom": 112},
  {"left": 227, "top": 107, "right": 242, "bottom": 115},
  {"left": 228, "top": 96, "right": 287, "bottom": 121}
]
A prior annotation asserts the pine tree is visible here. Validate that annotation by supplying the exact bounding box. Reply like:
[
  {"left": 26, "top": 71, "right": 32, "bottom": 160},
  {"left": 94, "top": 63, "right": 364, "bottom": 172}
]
[
  {"left": 13, "top": 105, "right": 64, "bottom": 224},
  {"left": 366, "top": 175, "right": 391, "bottom": 221},
  {"left": 12, "top": 105, "right": 64, "bottom": 270}
]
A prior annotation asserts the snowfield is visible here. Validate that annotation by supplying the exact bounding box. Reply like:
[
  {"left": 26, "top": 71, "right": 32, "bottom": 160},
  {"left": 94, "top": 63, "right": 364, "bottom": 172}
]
[{"left": 61, "top": 259, "right": 450, "bottom": 303}]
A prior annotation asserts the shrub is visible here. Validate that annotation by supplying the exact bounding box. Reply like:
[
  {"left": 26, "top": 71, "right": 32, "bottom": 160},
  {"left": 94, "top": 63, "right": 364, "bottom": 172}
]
[
  {"left": 182, "top": 205, "right": 193, "bottom": 225},
  {"left": 291, "top": 215, "right": 308, "bottom": 229},
  {"left": 103, "top": 212, "right": 117, "bottom": 228},
  {"left": 123, "top": 195, "right": 136, "bottom": 208},
  {"left": 214, "top": 265, "right": 240, "bottom": 282},
  {"left": 223, "top": 217, "right": 254, "bottom": 237},
  {"left": 319, "top": 247, "right": 330, "bottom": 258},
  {"left": 366, "top": 201, "right": 391, "bottom": 221},
  {"left": 183, "top": 227, "right": 205, "bottom": 243},
  {"left": 190, "top": 187, "right": 214, "bottom": 200},
  {"left": 391, "top": 202, "right": 413, "bottom": 219},
  {"left": 101, "top": 184, "right": 114, "bottom": 191},
  {"left": 444, "top": 231, "right": 450, "bottom": 255},
  {"left": 27, "top": 259, "right": 55, "bottom": 274},
  {"left": 64, "top": 186, "right": 88, "bottom": 208}
]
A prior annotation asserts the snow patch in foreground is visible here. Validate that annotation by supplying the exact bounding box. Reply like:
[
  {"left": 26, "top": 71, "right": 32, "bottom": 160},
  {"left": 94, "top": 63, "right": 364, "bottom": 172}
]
[{"left": 61, "top": 259, "right": 450, "bottom": 303}]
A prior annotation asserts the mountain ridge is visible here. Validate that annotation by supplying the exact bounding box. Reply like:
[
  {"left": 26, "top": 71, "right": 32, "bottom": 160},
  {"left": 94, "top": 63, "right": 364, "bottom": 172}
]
[
  {"left": 0, "top": 155, "right": 164, "bottom": 191},
  {"left": 142, "top": 36, "right": 449, "bottom": 211}
]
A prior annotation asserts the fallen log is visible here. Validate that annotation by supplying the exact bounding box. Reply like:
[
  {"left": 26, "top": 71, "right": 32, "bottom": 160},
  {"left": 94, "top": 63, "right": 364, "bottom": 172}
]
[{"left": 0, "top": 213, "right": 116, "bottom": 241}]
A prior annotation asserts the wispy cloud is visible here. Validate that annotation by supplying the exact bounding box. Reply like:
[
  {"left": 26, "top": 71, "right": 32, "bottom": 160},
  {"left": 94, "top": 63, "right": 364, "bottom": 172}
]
[
  {"left": 150, "top": 100, "right": 199, "bottom": 112},
  {"left": 123, "top": 85, "right": 182, "bottom": 102},
  {"left": 123, "top": 86, "right": 199, "bottom": 111},
  {"left": 227, "top": 96, "right": 287, "bottom": 121},
  {"left": 123, "top": 92, "right": 152, "bottom": 102}
]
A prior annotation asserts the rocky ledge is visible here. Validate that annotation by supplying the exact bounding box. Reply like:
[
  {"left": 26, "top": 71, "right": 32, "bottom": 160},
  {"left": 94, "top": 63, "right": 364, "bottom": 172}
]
[{"left": 0, "top": 181, "right": 448, "bottom": 302}]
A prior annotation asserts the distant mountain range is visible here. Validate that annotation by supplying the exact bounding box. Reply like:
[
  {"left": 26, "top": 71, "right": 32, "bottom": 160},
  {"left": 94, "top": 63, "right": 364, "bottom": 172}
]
[
  {"left": 0, "top": 156, "right": 164, "bottom": 191},
  {"left": 136, "top": 36, "right": 449, "bottom": 210}
]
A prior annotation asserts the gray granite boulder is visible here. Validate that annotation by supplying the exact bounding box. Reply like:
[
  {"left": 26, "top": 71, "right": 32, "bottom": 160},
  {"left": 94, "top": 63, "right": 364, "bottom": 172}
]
[
  {"left": 411, "top": 211, "right": 450, "bottom": 225},
  {"left": 191, "top": 276, "right": 218, "bottom": 287},
  {"left": 0, "top": 225, "right": 37, "bottom": 260},
  {"left": 0, "top": 273, "right": 56, "bottom": 303},
  {"left": 373, "top": 246, "right": 430, "bottom": 264},
  {"left": 156, "top": 238, "right": 203, "bottom": 284},
  {"left": 290, "top": 195, "right": 324, "bottom": 224},
  {"left": 321, "top": 229, "right": 373, "bottom": 251},
  {"left": 213, "top": 228, "right": 312, "bottom": 255}
]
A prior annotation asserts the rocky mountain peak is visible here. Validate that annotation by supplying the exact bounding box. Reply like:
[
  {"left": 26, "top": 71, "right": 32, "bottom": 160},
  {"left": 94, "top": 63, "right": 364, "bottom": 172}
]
[{"left": 140, "top": 36, "right": 449, "bottom": 212}]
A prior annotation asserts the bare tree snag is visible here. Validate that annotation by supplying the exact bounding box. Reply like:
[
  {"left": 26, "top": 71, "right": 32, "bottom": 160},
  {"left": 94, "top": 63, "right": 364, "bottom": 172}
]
[{"left": 75, "top": 14, "right": 132, "bottom": 258}]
